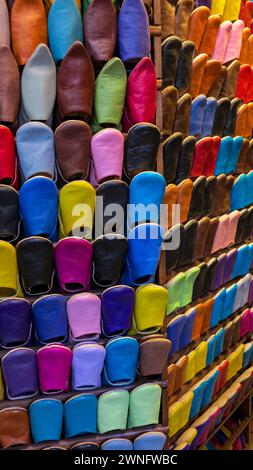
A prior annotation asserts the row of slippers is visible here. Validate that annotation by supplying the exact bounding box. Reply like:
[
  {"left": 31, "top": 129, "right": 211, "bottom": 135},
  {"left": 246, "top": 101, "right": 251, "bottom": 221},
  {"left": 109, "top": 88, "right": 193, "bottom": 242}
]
[
  {"left": 166, "top": 244, "right": 253, "bottom": 314},
  {"left": 190, "top": 60, "right": 253, "bottom": 102},
  {"left": 161, "top": 1, "right": 253, "bottom": 41},
  {"left": 0, "top": 383, "right": 162, "bottom": 446},
  {"left": 1, "top": 173, "right": 253, "bottom": 243},
  {"left": 164, "top": 13, "right": 253, "bottom": 66},
  {"left": 0, "top": 42, "right": 157, "bottom": 132},
  {"left": 168, "top": 272, "right": 253, "bottom": 355},
  {"left": 169, "top": 343, "right": 253, "bottom": 437},
  {"left": 164, "top": 92, "right": 253, "bottom": 140},
  {"left": 6, "top": 214, "right": 250, "bottom": 299},
  {"left": 171, "top": 366, "right": 253, "bottom": 449},
  {"left": 0, "top": 214, "right": 251, "bottom": 303},
  {"left": 162, "top": 30, "right": 253, "bottom": 95},
  {"left": 0, "top": 422, "right": 166, "bottom": 451},
  {"left": 164, "top": 176, "right": 250, "bottom": 227},
  {"left": 0, "top": 288, "right": 169, "bottom": 347},
  {"left": 164, "top": 135, "right": 253, "bottom": 184},
  {"left": 169, "top": 350, "right": 253, "bottom": 439},
  {"left": 1, "top": 0, "right": 152, "bottom": 65},
  {"left": 0, "top": 211, "right": 251, "bottom": 297},
  {"left": 166, "top": 208, "right": 253, "bottom": 271},
  {"left": 2, "top": 174, "right": 166, "bottom": 242},
  {"left": 0, "top": 340, "right": 167, "bottom": 398},
  {"left": 0, "top": 231, "right": 164, "bottom": 291},
  {"left": 0, "top": 123, "right": 161, "bottom": 188},
  {"left": 168, "top": 309, "right": 253, "bottom": 370},
  {"left": 168, "top": 308, "right": 253, "bottom": 393}
]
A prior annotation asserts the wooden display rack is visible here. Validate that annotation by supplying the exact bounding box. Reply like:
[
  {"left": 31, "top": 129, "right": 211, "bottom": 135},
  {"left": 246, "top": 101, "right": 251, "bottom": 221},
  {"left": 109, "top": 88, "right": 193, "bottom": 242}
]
[{"left": 1, "top": 380, "right": 168, "bottom": 450}]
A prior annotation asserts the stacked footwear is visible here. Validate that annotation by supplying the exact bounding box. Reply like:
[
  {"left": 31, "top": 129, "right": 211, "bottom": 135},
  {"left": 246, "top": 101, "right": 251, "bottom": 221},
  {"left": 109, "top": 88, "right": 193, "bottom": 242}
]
[{"left": 162, "top": 0, "right": 253, "bottom": 449}]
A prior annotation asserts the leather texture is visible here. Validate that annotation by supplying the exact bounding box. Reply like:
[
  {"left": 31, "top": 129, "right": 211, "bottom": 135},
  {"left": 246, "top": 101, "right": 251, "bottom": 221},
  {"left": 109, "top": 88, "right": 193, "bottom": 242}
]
[
  {"left": 176, "top": 135, "right": 196, "bottom": 183},
  {"left": 162, "top": 36, "right": 182, "bottom": 87},
  {"left": 96, "top": 180, "right": 128, "bottom": 237},
  {"left": 0, "top": 185, "right": 19, "bottom": 242},
  {"left": 11, "top": 0, "right": 47, "bottom": 66},
  {"left": 0, "top": 241, "right": 19, "bottom": 298},
  {"left": 133, "top": 432, "right": 166, "bottom": 451},
  {"left": 64, "top": 394, "right": 97, "bottom": 438},
  {"left": 123, "top": 57, "right": 157, "bottom": 131},
  {"left": 32, "top": 294, "right": 68, "bottom": 345},
  {"left": 101, "top": 285, "right": 135, "bottom": 337},
  {"left": 19, "top": 177, "right": 58, "bottom": 242},
  {"left": 0, "top": 0, "right": 10, "bottom": 47},
  {"left": 173, "top": 94, "right": 191, "bottom": 136},
  {"left": 84, "top": 0, "right": 117, "bottom": 63},
  {"left": 37, "top": 344, "right": 72, "bottom": 393},
  {"left": 95, "top": 57, "right": 127, "bottom": 127},
  {"left": 121, "top": 224, "right": 164, "bottom": 286},
  {"left": 222, "top": 60, "right": 240, "bottom": 100},
  {"left": 2, "top": 347, "right": 38, "bottom": 399},
  {"left": 20, "top": 44, "right": 56, "bottom": 124},
  {"left": 55, "top": 238, "right": 93, "bottom": 294},
  {"left": 0, "top": 407, "right": 31, "bottom": 448},
  {"left": 30, "top": 399, "right": 63, "bottom": 443},
  {"left": 97, "top": 390, "right": 129, "bottom": 433},
  {"left": 58, "top": 181, "right": 95, "bottom": 239},
  {"left": 188, "top": 7, "right": 209, "bottom": 51},
  {"left": 199, "top": 14, "right": 221, "bottom": 57},
  {"left": 92, "top": 235, "right": 128, "bottom": 287},
  {"left": 163, "top": 133, "right": 183, "bottom": 184},
  {"left": 188, "top": 176, "right": 206, "bottom": 219},
  {"left": 0, "top": 46, "right": 20, "bottom": 125},
  {"left": 48, "top": 0, "right": 83, "bottom": 63},
  {"left": 190, "top": 95, "right": 207, "bottom": 138},
  {"left": 165, "top": 224, "right": 184, "bottom": 272},
  {"left": 17, "top": 237, "right": 54, "bottom": 296},
  {"left": 67, "top": 293, "right": 100, "bottom": 341},
  {"left": 128, "top": 384, "right": 162, "bottom": 428},
  {"left": 177, "top": 178, "right": 193, "bottom": 223},
  {"left": 178, "top": 220, "right": 197, "bottom": 266},
  {"left": 118, "top": 0, "right": 150, "bottom": 62},
  {"left": 139, "top": 335, "right": 172, "bottom": 377},
  {"left": 55, "top": 121, "right": 91, "bottom": 183},
  {"left": 91, "top": 128, "right": 124, "bottom": 186},
  {"left": 103, "top": 337, "right": 139, "bottom": 386},
  {"left": 129, "top": 171, "right": 165, "bottom": 226},
  {"left": 132, "top": 284, "right": 168, "bottom": 335},
  {"left": 167, "top": 315, "right": 186, "bottom": 354},
  {"left": 101, "top": 439, "right": 133, "bottom": 450},
  {"left": 0, "top": 298, "right": 31, "bottom": 349},
  {"left": 124, "top": 123, "right": 160, "bottom": 181},
  {"left": 163, "top": 86, "right": 178, "bottom": 135},
  {"left": 57, "top": 42, "right": 95, "bottom": 123},
  {"left": 17, "top": 122, "right": 55, "bottom": 181},
  {"left": 175, "top": 40, "right": 195, "bottom": 96},
  {"left": 175, "top": 0, "right": 194, "bottom": 41},
  {"left": 72, "top": 342, "right": 105, "bottom": 390}
]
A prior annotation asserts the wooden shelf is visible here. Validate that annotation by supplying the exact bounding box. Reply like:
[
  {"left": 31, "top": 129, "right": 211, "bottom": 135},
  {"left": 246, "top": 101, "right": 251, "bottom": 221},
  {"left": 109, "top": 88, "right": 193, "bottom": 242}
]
[
  {"left": 220, "top": 417, "right": 251, "bottom": 450},
  {"left": 9, "top": 424, "right": 169, "bottom": 451},
  {"left": 166, "top": 266, "right": 253, "bottom": 326},
  {"left": 0, "top": 379, "right": 168, "bottom": 411},
  {"left": 199, "top": 388, "right": 253, "bottom": 450}
]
